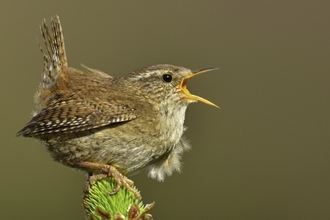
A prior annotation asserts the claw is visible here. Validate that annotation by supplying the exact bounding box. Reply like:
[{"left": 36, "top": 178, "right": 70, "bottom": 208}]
[{"left": 79, "top": 161, "right": 141, "bottom": 199}]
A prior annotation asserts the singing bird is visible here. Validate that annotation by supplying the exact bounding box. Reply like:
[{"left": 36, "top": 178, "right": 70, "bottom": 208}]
[{"left": 17, "top": 16, "right": 218, "bottom": 198}]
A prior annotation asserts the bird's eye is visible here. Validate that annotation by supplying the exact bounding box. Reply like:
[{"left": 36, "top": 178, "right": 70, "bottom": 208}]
[{"left": 162, "top": 74, "right": 172, "bottom": 82}]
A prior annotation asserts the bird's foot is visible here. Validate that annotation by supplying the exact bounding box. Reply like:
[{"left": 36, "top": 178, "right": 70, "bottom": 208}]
[{"left": 79, "top": 161, "right": 141, "bottom": 200}]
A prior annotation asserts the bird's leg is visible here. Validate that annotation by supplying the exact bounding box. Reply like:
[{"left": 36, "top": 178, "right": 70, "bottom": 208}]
[{"left": 79, "top": 161, "right": 141, "bottom": 199}]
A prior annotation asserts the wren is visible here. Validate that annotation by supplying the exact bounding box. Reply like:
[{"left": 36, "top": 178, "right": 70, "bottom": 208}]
[{"left": 17, "top": 16, "right": 218, "bottom": 198}]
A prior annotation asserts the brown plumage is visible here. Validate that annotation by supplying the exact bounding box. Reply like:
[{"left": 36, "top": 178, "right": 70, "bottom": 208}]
[{"left": 17, "top": 16, "right": 218, "bottom": 194}]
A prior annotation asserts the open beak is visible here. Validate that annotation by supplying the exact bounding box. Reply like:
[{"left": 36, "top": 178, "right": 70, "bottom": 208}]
[{"left": 179, "top": 67, "right": 219, "bottom": 108}]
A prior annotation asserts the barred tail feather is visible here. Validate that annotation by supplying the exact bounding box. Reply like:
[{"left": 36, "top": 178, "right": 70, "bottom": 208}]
[{"left": 40, "top": 15, "right": 67, "bottom": 88}]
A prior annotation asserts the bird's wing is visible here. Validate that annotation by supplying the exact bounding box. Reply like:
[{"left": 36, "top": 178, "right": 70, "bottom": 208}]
[{"left": 17, "top": 98, "right": 138, "bottom": 136}]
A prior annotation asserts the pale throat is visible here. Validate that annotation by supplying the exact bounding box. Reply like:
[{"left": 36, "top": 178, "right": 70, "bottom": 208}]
[{"left": 158, "top": 102, "right": 188, "bottom": 146}]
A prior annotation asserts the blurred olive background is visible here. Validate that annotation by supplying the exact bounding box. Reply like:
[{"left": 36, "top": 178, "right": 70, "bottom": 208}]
[{"left": 1, "top": 1, "right": 329, "bottom": 219}]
